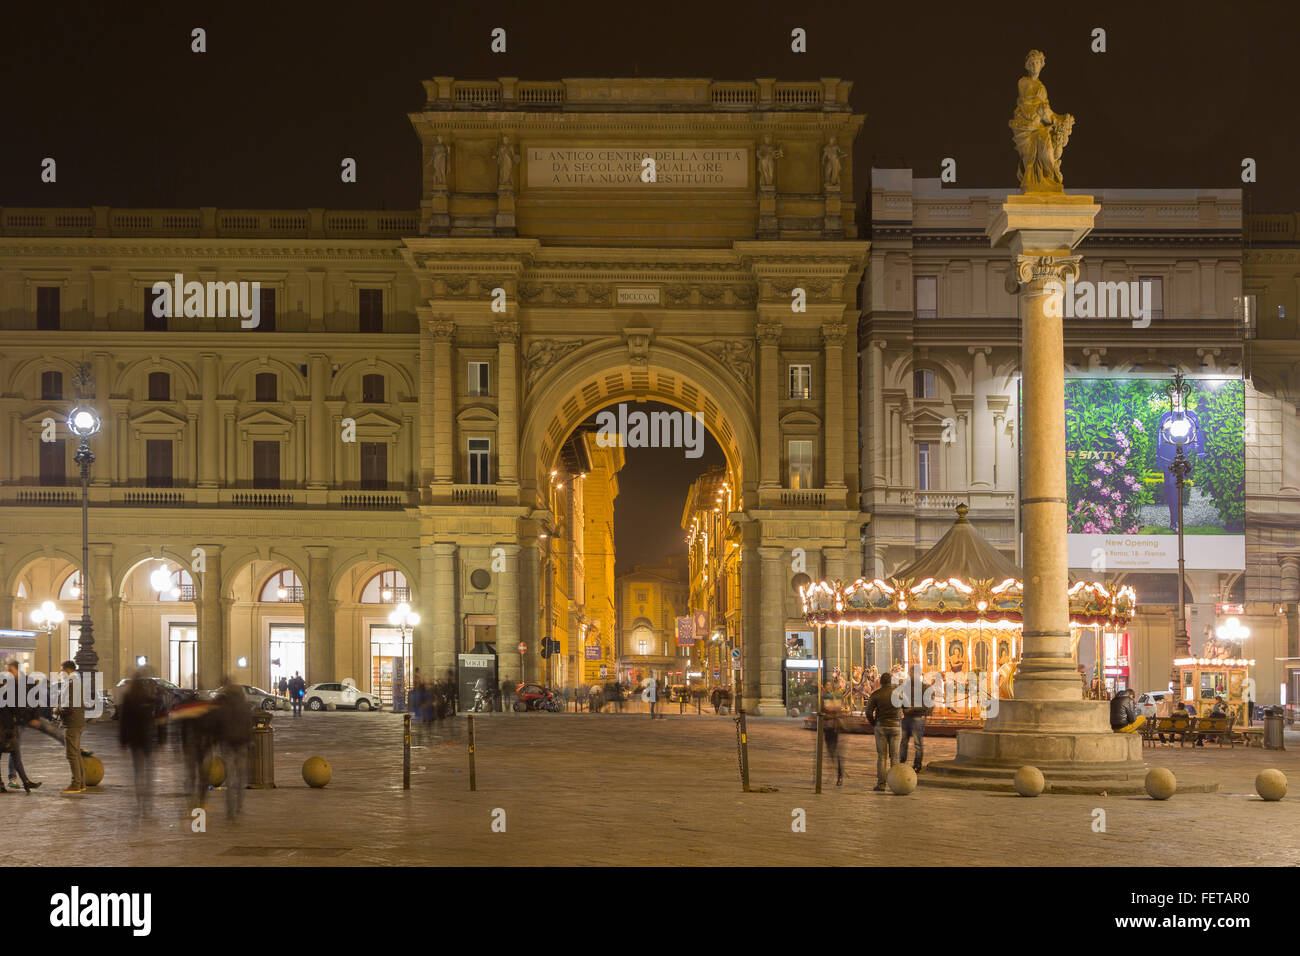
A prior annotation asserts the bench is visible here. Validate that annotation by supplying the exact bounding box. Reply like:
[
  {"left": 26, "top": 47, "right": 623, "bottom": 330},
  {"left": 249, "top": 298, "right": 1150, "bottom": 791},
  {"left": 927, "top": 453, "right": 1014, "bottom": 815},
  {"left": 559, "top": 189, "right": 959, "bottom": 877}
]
[
  {"left": 1149, "top": 716, "right": 1195, "bottom": 747},
  {"left": 1235, "top": 726, "right": 1265, "bottom": 748},
  {"left": 1196, "top": 714, "right": 1235, "bottom": 748}
]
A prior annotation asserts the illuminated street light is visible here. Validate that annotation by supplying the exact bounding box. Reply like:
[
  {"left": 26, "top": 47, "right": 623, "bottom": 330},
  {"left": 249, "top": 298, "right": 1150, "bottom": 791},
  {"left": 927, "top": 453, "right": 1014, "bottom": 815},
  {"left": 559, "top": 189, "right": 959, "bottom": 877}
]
[
  {"left": 31, "top": 600, "right": 64, "bottom": 671},
  {"left": 67, "top": 364, "right": 101, "bottom": 678}
]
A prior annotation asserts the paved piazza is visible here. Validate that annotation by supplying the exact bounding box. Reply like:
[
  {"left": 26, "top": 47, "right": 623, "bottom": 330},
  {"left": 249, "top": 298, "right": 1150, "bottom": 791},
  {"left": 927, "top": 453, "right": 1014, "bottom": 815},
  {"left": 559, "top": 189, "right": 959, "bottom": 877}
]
[{"left": 4, "top": 709, "right": 1297, "bottom": 867}]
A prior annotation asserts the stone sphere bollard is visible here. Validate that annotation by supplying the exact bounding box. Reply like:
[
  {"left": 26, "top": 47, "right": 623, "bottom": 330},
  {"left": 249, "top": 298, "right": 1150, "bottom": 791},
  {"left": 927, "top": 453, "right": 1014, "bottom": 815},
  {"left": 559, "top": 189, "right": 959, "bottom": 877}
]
[
  {"left": 1013, "top": 765, "right": 1045, "bottom": 797},
  {"left": 206, "top": 755, "right": 226, "bottom": 788},
  {"left": 82, "top": 756, "right": 104, "bottom": 788},
  {"left": 886, "top": 764, "right": 918, "bottom": 795},
  {"left": 302, "top": 756, "right": 332, "bottom": 788},
  {"left": 1145, "top": 767, "right": 1177, "bottom": 800},
  {"left": 1255, "top": 769, "right": 1287, "bottom": 801}
]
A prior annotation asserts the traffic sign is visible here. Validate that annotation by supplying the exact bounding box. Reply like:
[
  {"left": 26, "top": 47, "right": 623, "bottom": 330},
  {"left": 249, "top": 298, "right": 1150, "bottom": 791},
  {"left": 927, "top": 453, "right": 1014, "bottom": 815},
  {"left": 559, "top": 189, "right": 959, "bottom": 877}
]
[
  {"left": 731, "top": 648, "right": 741, "bottom": 661},
  {"left": 517, "top": 641, "right": 527, "bottom": 655}
]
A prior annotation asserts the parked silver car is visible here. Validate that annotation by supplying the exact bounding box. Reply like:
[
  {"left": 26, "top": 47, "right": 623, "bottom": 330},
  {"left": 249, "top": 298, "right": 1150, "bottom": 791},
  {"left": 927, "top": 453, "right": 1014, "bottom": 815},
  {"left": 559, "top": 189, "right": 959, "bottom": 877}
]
[{"left": 202, "top": 684, "right": 290, "bottom": 712}]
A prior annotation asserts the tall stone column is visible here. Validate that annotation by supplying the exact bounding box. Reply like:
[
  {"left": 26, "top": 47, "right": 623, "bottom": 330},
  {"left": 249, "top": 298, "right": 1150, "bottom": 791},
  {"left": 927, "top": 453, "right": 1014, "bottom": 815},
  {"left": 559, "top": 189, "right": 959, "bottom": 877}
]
[
  {"left": 1011, "top": 250, "right": 1082, "bottom": 702},
  {"left": 822, "top": 322, "right": 846, "bottom": 491},
  {"left": 304, "top": 546, "right": 333, "bottom": 684},
  {"left": 196, "top": 544, "right": 224, "bottom": 688},
  {"left": 869, "top": 340, "right": 887, "bottom": 485},
  {"left": 495, "top": 319, "right": 519, "bottom": 486},
  {"left": 758, "top": 546, "right": 786, "bottom": 714},
  {"left": 495, "top": 543, "right": 522, "bottom": 686},
  {"left": 929, "top": 192, "right": 1147, "bottom": 790},
  {"left": 307, "top": 354, "right": 329, "bottom": 488},
  {"left": 969, "top": 346, "right": 994, "bottom": 488},
  {"left": 431, "top": 542, "right": 457, "bottom": 675},
  {"left": 431, "top": 317, "right": 456, "bottom": 487},
  {"left": 199, "top": 354, "right": 220, "bottom": 489},
  {"left": 756, "top": 322, "right": 782, "bottom": 489}
]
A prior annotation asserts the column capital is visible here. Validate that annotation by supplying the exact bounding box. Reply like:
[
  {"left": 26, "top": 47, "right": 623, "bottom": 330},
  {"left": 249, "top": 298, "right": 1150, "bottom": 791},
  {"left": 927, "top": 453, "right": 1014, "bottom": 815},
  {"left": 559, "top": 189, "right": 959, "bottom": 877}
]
[
  {"left": 967, "top": 345, "right": 992, "bottom": 357},
  {"left": 821, "top": 322, "right": 847, "bottom": 346},
  {"left": 494, "top": 318, "right": 520, "bottom": 343},
  {"left": 758, "top": 545, "right": 785, "bottom": 562},
  {"left": 427, "top": 314, "right": 456, "bottom": 340},
  {"left": 1014, "top": 253, "right": 1081, "bottom": 286},
  {"left": 304, "top": 545, "right": 332, "bottom": 560},
  {"left": 756, "top": 322, "right": 783, "bottom": 346},
  {"left": 433, "top": 542, "right": 457, "bottom": 557}
]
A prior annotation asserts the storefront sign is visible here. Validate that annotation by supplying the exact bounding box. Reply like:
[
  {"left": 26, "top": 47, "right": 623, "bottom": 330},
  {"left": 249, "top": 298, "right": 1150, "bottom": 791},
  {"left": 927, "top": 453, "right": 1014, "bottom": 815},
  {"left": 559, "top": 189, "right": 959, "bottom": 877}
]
[{"left": 527, "top": 147, "right": 748, "bottom": 188}]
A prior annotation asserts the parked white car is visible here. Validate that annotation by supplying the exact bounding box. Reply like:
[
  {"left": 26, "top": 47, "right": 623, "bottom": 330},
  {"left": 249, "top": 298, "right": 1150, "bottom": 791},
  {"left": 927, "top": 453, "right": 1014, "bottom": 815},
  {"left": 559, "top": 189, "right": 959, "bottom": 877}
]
[
  {"left": 303, "top": 682, "right": 380, "bottom": 712},
  {"left": 1137, "top": 690, "right": 1174, "bottom": 719}
]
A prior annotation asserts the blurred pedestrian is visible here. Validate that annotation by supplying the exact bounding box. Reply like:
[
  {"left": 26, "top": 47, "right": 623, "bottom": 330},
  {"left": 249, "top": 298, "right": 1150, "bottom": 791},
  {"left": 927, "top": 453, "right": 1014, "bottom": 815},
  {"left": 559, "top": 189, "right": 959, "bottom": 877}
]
[
  {"left": 118, "top": 668, "right": 159, "bottom": 815},
  {"left": 821, "top": 679, "right": 846, "bottom": 786},
  {"left": 899, "top": 666, "right": 933, "bottom": 773},
  {"left": 866, "top": 671, "right": 903, "bottom": 791},
  {"left": 644, "top": 676, "right": 659, "bottom": 719},
  {"left": 278, "top": 676, "right": 289, "bottom": 699},
  {"left": 217, "top": 678, "right": 252, "bottom": 819}
]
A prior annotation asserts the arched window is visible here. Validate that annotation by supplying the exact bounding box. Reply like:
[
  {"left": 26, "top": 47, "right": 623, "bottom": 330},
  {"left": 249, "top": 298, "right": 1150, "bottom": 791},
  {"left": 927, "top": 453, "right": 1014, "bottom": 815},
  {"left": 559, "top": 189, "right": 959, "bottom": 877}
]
[
  {"left": 255, "top": 372, "right": 278, "bottom": 402},
  {"left": 157, "top": 568, "right": 196, "bottom": 602},
  {"left": 361, "top": 373, "right": 385, "bottom": 403},
  {"left": 148, "top": 371, "right": 171, "bottom": 401},
  {"left": 360, "top": 569, "right": 409, "bottom": 603},
  {"left": 260, "top": 569, "right": 303, "bottom": 603},
  {"left": 58, "top": 572, "right": 83, "bottom": 602}
]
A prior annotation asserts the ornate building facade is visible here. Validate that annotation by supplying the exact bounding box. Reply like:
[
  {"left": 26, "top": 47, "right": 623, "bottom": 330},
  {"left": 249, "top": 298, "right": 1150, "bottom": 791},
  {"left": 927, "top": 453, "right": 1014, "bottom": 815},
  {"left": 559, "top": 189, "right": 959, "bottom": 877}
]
[
  {"left": 862, "top": 170, "right": 1300, "bottom": 702},
  {"left": 0, "top": 77, "right": 870, "bottom": 715}
]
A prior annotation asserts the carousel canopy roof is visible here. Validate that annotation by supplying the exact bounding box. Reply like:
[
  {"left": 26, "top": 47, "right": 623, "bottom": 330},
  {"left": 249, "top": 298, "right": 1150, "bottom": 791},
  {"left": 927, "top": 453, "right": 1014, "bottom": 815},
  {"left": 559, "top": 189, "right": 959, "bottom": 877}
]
[{"left": 896, "top": 504, "right": 1023, "bottom": 584}]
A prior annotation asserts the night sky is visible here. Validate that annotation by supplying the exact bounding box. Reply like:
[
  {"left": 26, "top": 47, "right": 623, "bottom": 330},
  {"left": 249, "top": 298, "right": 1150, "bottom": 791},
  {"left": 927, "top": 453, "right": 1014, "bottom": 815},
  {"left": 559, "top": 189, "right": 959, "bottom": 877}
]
[
  {"left": 3, "top": 0, "right": 1298, "bottom": 211},
  {"left": 607, "top": 403, "right": 725, "bottom": 576}
]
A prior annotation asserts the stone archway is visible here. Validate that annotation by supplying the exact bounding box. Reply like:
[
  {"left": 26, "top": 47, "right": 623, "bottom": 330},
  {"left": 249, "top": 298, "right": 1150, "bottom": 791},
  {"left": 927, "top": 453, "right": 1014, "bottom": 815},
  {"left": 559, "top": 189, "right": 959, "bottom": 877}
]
[{"left": 521, "top": 341, "right": 756, "bottom": 504}]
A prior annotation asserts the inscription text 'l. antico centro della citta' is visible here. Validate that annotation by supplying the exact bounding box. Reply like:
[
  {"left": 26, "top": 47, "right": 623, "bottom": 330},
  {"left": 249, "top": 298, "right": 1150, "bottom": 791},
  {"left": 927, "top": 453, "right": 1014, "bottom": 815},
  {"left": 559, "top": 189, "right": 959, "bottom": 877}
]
[{"left": 526, "top": 148, "right": 749, "bottom": 187}]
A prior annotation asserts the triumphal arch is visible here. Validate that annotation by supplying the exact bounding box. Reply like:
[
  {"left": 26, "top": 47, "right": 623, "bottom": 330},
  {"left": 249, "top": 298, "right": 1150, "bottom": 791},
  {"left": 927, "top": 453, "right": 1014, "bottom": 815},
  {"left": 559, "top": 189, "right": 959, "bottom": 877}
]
[{"left": 406, "top": 77, "right": 868, "bottom": 713}]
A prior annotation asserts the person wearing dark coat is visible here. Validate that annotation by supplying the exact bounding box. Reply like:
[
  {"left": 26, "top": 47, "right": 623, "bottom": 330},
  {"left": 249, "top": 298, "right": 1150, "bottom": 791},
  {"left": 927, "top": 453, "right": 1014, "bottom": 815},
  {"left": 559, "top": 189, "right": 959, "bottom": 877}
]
[
  {"left": 1109, "top": 687, "right": 1145, "bottom": 733},
  {"left": 118, "top": 671, "right": 160, "bottom": 815},
  {"left": 866, "top": 673, "right": 904, "bottom": 791}
]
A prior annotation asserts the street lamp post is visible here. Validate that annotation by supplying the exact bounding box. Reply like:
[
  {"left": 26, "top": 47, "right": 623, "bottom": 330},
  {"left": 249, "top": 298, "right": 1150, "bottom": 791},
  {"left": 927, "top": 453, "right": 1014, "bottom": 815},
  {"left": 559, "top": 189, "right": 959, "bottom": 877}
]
[
  {"left": 30, "top": 600, "right": 64, "bottom": 674},
  {"left": 1164, "top": 372, "right": 1195, "bottom": 701},
  {"left": 67, "top": 365, "right": 102, "bottom": 683}
]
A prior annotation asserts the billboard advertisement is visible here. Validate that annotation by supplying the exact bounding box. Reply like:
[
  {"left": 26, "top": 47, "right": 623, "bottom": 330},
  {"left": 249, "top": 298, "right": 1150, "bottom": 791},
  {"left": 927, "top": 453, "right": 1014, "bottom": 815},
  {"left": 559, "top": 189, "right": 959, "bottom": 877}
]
[{"left": 1059, "top": 377, "right": 1244, "bottom": 571}]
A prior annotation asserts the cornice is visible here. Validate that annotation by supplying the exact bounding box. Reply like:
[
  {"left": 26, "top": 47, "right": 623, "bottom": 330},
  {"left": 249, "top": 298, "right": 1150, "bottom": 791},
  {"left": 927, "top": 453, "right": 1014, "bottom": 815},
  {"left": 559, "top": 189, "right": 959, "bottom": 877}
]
[{"left": 0, "top": 241, "right": 407, "bottom": 260}]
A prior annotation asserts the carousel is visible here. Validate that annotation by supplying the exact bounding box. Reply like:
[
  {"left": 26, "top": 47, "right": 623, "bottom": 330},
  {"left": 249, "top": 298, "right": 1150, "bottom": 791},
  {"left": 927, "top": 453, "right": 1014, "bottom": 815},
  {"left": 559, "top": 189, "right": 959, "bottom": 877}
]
[{"left": 798, "top": 504, "right": 1137, "bottom": 733}]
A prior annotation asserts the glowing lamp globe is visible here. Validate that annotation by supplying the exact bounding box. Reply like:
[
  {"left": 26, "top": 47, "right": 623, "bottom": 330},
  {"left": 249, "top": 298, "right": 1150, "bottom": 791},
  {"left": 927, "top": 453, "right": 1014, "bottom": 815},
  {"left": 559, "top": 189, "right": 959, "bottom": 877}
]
[
  {"left": 407, "top": 612, "right": 420, "bottom": 627},
  {"left": 150, "top": 565, "right": 172, "bottom": 594},
  {"left": 67, "top": 406, "right": 101, "bottom": 438}
]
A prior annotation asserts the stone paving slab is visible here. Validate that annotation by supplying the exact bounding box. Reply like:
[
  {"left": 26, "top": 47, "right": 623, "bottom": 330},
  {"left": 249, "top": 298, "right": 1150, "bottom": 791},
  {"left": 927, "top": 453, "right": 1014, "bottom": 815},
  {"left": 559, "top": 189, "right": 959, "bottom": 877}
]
[{"left": 3, "top": 710, "right": 1297, "bottom": 867}]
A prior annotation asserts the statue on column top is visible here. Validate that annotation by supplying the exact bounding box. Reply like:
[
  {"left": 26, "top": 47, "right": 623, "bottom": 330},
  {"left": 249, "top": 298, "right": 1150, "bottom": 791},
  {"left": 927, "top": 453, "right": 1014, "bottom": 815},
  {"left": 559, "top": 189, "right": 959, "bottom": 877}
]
[{"left": 1009, "top": 49, "right": 1075, "bottom": 193}]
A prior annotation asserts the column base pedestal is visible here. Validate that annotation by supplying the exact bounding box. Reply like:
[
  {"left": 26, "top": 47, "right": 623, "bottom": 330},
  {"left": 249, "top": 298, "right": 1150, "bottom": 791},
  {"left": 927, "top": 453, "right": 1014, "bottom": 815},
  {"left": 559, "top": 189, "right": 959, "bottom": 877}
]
[{"left": 920, "top": 698, "right": 1188, "bottom": 795}]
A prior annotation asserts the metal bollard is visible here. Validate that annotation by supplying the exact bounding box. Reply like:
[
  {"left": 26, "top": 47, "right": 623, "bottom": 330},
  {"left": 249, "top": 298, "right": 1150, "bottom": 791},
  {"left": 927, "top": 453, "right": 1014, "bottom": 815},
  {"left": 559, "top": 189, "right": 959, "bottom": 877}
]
[
  {"left": 468, "top": 713, "right": 477, "bottom": 791},
  {"left": 403, "top": 712, "right": 411, "bottom": 790},
  {"left": 249, "top": 710, "right": 276, "bottom": 789}
]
